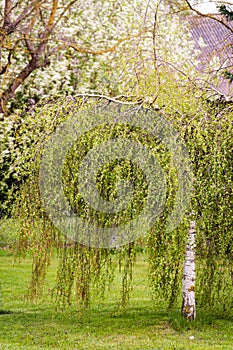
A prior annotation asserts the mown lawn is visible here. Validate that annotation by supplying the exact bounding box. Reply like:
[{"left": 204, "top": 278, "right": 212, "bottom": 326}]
[{"left": 0, "top": 249, "right": 233, "bottom": 350}]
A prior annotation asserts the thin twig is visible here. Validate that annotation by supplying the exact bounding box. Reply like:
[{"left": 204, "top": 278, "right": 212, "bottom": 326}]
[{"left": 74, "top": 93, "right": 143, "bottom": 105}]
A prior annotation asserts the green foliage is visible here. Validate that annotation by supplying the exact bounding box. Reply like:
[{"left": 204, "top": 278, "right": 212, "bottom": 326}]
[
  {"left": 2, "top": 92, "right": 233, "bottom": 314},
  {"left": 184, "top": 105, "right": 233, "bottom": 310},
  {"left": 224, "top": 71, "right": 233, "bottom": 83},
  {"left": 6, "top": 99, "right": 137, "bottom": 306},
  {"left": 0, "top": 219, "right": 20, "bottom": 248},
  {"left": 6, "top": 96, "right": 185, "bottom": 308},
  {"left": 218, "top": 5, "right": 233, "bottom": 21}
]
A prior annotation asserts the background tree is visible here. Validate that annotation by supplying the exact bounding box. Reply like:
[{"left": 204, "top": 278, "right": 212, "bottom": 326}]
[
  {"left": 0, "top": 0, "right": 138, "bottom": 115},
  {"left": 0, "top": 0, "right": 203, "bottom": 116}
]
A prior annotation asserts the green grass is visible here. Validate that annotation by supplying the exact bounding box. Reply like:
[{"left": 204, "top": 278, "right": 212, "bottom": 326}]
[{"left": 0, "top": 249, "right": 233, "bottom": 349}]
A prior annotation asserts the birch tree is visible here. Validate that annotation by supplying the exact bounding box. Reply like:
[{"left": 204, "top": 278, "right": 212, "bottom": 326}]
[
  {"left": 182, "top": 220, "right": 196, "bottom": 320},
  {"left": 1, "top": 0, "right": 232, "bottom": 319},
  {"left": 166, "top": 0, "right": 233, "bottom": 320}
]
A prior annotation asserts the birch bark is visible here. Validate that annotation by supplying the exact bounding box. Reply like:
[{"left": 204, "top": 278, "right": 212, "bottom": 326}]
[{"left": 182, "top": 220, "right": 196, "bottom": 320}]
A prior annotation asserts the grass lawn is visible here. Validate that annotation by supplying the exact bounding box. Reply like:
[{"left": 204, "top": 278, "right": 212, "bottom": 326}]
[{"left": 0, "top": 248, "right": 233, "bottom": 350}]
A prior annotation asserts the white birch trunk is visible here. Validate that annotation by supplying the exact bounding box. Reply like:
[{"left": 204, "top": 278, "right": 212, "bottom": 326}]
[{"left": 182, "top": 220, "right": 196, "bottom": 320}]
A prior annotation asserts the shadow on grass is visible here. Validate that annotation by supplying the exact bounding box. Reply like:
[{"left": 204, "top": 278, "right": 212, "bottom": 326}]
[
  {"left": 0, "top": 304, "right": 171, "bottom": 348},
  {"left": 0, "top": 304, "right": 168, "bottom": 329},
  {"left": 168, "top": 307, "right": 233, "bottom": 332},
  {"left": 0, "top": 309, "right": 14, "bottom": 314},
  {"left": 1, "top": 303, "right": 233, "bottom": 349}
]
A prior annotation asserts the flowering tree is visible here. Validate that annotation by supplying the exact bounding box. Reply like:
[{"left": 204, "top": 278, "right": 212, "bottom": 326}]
[
  {"left": 0, "top": 0, "right": 138, "bottom": 114},
  {"left": 0, "top": 0, "right": 203, "bottom": 115}
]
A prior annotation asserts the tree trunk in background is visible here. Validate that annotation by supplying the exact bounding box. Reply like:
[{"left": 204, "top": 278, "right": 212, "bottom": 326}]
[{"left": 182, "top": 220, "right": 196, "bottom": 320}]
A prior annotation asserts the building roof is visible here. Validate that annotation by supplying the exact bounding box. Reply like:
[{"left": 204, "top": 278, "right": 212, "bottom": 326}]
[{"left": 187, "top": 14, "right": 233, "bottom": 100}]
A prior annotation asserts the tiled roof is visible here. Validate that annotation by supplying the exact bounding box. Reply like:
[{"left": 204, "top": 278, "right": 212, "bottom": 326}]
[{"left": 187, "top": 15, "right": 233, "bottom": 100}]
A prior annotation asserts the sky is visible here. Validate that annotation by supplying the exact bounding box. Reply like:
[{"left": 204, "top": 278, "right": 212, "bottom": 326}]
[
  {"left": 191, "top": 1, "right": 233, "bottom": 13},
  {"left": 194, "top": 1, "right": 217, "bottom": 13}
]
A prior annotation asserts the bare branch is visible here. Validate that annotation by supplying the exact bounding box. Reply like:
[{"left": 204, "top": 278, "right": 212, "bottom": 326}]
[
  {"left": 0, "top": 0, "right": 41, "bottom": 49},
  {"left": 0, "top": 50, "right": 12, "bottom": 75},
  {"left": 12, "top": 1, "right": 42, "bottom": 29},
  {"left": 4, "top": 0, "right": 12, "bottom": 25},
  {"left": 151, "top": 0, "right": 163, "bottom": 104},
  {"left": 183, "top": 0, "right": 233, "bottom": 34},
  {"left": 48, "top": 36, "right": 131, "bottom": 57},
  {"left": 53, "top": 0, "right": 79, "bottom": 28},
  {"left": 47, "top": 0, "right": 58, "bottom": 30},
  {"left": 28, "top": 5, "right": 40, "bottom": 34},
  {"left": 39, "top": 8, "right": 46, "bottom": 29},
  {"left": 24, "top": 33, "right": 35, "bottom": 56},
  {"left": 36, "top": 1, "right": 60, "bottom": 58},
  {"left": 0, "top": 1, "right": 63, "bottom": 113},
  {"left": 74, "top": 93, "right": 143, "bottom": 105},
  {"left": 0, "top": 55, "right": 50, "bottom": 113}
]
